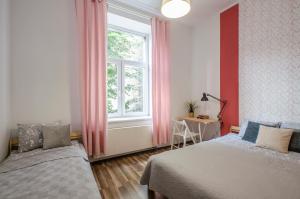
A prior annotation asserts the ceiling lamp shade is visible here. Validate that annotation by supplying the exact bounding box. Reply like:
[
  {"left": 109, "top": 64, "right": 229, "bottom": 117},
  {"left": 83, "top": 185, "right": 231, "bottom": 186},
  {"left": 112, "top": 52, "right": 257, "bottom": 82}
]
[{"left": 161, "top": 0, "right": 191, "bottom": 19}]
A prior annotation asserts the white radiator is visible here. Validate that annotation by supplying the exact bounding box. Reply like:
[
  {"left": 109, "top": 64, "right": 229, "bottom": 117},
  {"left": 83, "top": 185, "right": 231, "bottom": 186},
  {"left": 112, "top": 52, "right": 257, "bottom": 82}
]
[{"left": 106, "top": 125, "right": 153, "bottom": 156}]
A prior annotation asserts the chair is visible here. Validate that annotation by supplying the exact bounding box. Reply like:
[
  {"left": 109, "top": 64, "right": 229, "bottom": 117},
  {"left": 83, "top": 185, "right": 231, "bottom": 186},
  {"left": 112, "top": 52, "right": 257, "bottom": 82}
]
[{"left": 171, "top": 120, "right": 198, "bottom": 150}]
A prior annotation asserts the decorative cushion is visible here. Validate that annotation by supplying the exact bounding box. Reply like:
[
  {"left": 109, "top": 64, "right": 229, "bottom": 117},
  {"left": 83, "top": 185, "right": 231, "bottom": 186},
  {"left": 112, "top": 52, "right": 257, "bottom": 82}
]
[
  {"left": 42, "top": 124, "right": 71, "bottom": 150},
  {"left": 280, "top": 122, "right": 300, "bottom": 153},
  {"left": 238, "top": 121, "right": 248, "bottom": 137},
  {"left": 242, "top": 121, "right": 279, "bottom": 143},
  {"left": 18, "top": 123, "right": 43, "bottom": 152},
  {"left": 238, "top": 120, "right": 280, "bottom": 137},
  {"left": 256, "top": 126, "right": 293, "bottom": 153}
]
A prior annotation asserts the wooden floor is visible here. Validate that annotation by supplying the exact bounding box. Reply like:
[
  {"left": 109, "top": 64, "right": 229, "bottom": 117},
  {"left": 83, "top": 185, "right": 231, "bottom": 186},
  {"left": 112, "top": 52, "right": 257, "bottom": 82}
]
[{"left": 91, "top": 148, "right": 169, "bottom": 199}]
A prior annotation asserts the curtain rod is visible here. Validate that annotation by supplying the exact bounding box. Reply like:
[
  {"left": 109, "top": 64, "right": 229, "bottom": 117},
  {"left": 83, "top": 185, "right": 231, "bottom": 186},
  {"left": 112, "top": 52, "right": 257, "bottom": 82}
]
[{"left": 107, "top": 0, "right": 155, "bottom": 21}]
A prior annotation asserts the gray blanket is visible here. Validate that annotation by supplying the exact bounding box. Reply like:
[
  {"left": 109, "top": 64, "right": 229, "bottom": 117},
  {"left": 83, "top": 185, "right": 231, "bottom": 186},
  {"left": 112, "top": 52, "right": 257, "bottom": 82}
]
[
  {"left": 0, "top": 141, "right": 101, "bottom": 199},
  {"left": 141, "top": 134, "right": 300, "bottom": 199}
]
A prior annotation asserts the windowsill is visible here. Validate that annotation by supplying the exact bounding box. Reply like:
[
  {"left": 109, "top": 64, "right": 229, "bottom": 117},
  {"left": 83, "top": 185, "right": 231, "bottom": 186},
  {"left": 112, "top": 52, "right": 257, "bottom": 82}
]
[
  {"left": 108, "top": 116, "right": 152, "bottom": 123},
  {"left": 108, "top": 116, "right": 152, "bottom": 129}
]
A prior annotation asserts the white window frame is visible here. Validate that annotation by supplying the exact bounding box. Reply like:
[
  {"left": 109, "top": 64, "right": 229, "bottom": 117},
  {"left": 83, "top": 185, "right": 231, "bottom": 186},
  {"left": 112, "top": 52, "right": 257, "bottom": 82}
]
[{"left": 107, "top": 25, "right": 150, "bottom": 119}]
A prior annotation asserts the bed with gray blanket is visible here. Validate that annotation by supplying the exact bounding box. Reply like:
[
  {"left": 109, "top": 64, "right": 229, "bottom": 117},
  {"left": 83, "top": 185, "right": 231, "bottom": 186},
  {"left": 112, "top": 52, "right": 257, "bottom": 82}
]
[
  {"left": 0, "top": 141, "right": 101, "bottom": 199},
  {"left": 141, "top": 134, "right": 300, "bottom": 199}
]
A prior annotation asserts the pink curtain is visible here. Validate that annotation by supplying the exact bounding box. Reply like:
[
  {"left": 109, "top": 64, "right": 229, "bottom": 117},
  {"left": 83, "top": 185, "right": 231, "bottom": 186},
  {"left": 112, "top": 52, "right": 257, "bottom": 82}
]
[
  {"left": 75, "top": 0, "right": 107, "bottom": 156},
  {"left": 152, "top": 18, "right": 171, "bottom": 146}
]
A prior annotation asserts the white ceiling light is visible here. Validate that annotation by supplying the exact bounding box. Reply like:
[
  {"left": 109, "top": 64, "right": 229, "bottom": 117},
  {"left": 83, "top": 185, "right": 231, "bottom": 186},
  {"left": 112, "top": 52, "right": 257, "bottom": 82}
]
[{"left": 161, "top": 0, "right": 191, "bottom": 19}]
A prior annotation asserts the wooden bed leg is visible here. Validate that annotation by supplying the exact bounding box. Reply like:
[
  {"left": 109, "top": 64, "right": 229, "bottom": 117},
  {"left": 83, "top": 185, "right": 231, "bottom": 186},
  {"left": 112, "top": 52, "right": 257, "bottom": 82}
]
[
  {"left": 147, "top": 187, "right": 168, "bottom": 199},
  {"left": 148, "top": 187, "right": 155, "bottom": 199}
]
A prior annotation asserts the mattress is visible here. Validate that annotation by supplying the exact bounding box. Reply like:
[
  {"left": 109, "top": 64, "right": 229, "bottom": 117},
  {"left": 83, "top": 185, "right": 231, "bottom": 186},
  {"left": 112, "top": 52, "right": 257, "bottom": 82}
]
[
  {"left": 141, "top": 134, "right": 300, "bottom": 199},
  {"left": 0, "top": 141, "right": 101, "bottom": 199}
]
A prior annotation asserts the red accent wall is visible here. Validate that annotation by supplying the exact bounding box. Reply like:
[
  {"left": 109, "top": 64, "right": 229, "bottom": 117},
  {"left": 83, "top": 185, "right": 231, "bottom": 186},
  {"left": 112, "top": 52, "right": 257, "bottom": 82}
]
[{"left": 220, "top": 4, "right": 239, "bottom": 135}]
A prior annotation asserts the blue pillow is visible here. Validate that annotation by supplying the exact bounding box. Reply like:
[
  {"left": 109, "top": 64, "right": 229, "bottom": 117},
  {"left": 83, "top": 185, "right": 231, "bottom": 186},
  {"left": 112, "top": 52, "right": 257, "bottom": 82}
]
[
  {"left": 238, "top": 120, "right": 280, "bottom": 138},
  {"left": 242, "top": 121, "right": 261, "bottom": 143},
  {"left": 242, "top": 121, "right": 278, "bottom": 143}
]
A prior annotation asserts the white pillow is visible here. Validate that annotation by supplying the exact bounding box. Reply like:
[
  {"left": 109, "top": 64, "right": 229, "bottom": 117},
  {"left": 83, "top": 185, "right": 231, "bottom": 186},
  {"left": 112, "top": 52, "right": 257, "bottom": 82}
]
[{"left": 238, "top": 121, "right": 248, "bottom": 137}]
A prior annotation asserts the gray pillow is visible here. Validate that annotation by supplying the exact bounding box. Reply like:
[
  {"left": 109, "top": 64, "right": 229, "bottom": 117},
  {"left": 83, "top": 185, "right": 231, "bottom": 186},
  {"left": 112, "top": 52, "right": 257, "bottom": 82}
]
[
  {"left": 42, "top": 124, "right": 71, "bottom": 150},
  {"left": 18, "top": 123, "right": 43, "bottom": 152},
  {"left": 280, "top": 122, "right": 300, "bottom": 153}
]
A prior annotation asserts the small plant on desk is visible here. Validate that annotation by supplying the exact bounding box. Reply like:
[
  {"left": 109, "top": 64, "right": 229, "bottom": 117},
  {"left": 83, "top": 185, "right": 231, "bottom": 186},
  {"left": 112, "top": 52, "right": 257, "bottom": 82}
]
[{"left": 185, "top": 101, "right": 199, "bottom": 118}]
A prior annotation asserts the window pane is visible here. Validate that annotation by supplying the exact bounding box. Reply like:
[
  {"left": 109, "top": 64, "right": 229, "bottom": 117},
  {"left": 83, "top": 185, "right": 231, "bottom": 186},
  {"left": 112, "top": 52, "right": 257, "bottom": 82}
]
[
  {"left": 124, "top": 65, "right": 144, "bottom": 113},
  {"left": 107, "top": 63, "right": 119, "bottom": 114},
  {"left": 108, "top": 29, "right": 145, "bottom": 62}
]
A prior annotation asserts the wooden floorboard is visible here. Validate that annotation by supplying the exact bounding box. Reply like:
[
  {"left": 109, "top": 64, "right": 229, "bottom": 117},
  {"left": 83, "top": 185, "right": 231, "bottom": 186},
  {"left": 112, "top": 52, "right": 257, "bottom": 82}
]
[{"left": 91, "top": 148, "right": 169, "bottom": 199}]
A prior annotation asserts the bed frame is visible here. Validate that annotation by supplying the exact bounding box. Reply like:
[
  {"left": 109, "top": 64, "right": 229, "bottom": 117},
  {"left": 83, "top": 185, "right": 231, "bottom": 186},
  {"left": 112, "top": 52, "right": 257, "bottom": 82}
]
[
  {"left": 8, "top": 126, "right": 240, "bottom": 156},
  {"left": 8, "top": 131, "right": 82, "bottom": 155}
]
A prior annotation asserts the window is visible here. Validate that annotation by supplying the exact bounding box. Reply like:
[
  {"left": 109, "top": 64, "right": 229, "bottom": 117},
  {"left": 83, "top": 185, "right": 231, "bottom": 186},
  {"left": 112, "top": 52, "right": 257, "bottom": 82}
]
[{"left": 107, "top": 13, "right": 150, "bottom": 119}]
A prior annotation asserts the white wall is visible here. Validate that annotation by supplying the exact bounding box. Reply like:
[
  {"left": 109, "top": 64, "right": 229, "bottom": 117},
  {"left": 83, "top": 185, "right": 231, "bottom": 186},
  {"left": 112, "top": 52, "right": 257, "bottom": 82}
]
[
  {"left": 9, "top": 0, "right": 194, "bottom": 156},
  {"left": 170, "top": 22, "right": 194, "bottom": 118},
  {"left": 10, "top": 0, "right": 81, "bottom": 130},
  {"left": 0, "top": 0, "right": 11, "bottom": 162},
  {"left": 239, "top": 0, "right": 300, "bottom": 123},
  {"left": 191, "top": 15, "right": 220, "bottom": 118}
]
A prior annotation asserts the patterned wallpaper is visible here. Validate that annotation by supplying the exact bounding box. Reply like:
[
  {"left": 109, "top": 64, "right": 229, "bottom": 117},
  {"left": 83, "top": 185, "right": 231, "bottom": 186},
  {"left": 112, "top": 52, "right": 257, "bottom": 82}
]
[{"left": 239, "top": 0, "right": 300, "bottom": 123}]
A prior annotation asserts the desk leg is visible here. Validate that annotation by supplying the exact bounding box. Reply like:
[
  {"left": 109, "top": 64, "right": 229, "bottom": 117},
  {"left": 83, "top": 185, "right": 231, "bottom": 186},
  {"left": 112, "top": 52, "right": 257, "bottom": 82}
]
[
  {"left": 202, "top": 124, "right": 207, "bottom": 141},
  {"left": 198, "top": 123, "right": 202, "bottom": 142},
  {"left": 217, "top": 122, "right": 221, "bottom": 137}
]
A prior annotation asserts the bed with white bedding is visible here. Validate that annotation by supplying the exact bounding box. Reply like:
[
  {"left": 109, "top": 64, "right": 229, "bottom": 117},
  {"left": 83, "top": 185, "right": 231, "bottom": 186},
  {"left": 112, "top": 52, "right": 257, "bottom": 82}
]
[
  {"left": 0, "top": 141, "right": 101, "bottom": 199},
  {"left": 141, "top": 134, "right": 300, "bottom": 199}
]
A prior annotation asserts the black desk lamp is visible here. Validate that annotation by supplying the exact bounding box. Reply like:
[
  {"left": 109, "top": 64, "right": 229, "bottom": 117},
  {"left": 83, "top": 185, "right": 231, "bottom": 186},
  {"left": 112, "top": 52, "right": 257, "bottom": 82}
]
[{"left": 201, "top": 92, "right": 227, "bottom": 128}]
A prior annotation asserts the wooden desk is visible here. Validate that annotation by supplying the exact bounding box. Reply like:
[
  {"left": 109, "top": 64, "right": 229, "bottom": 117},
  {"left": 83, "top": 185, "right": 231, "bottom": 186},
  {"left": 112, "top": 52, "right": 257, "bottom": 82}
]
[{"left": 179, "top": 117, "right": 219, "bottom": 142}]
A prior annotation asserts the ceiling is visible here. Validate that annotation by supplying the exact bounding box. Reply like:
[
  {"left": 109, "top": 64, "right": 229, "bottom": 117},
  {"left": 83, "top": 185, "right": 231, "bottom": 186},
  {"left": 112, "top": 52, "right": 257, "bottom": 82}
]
[{"left": 115, "top": 0, "right": 238, "bottom": 27}]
